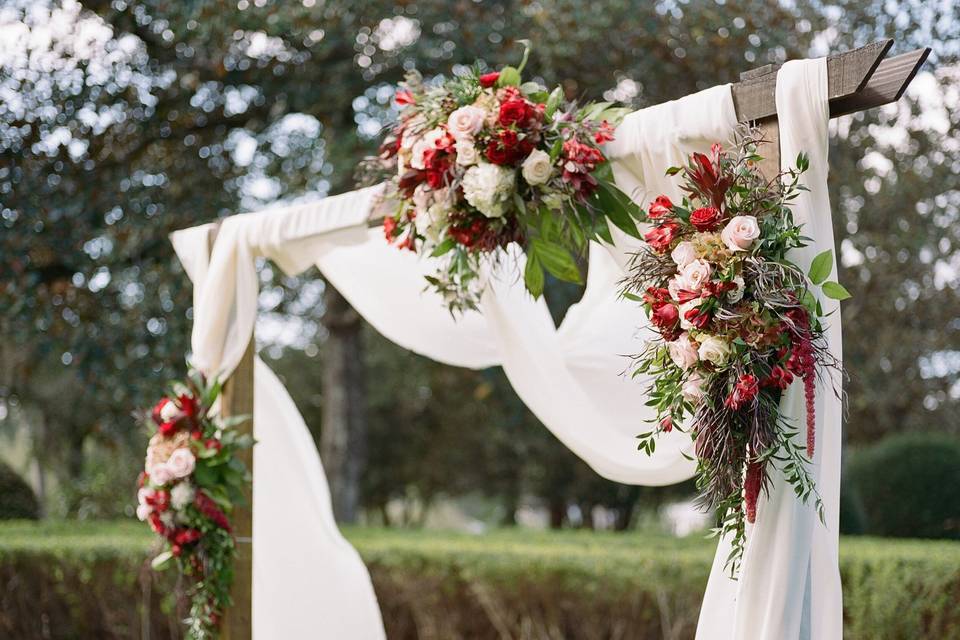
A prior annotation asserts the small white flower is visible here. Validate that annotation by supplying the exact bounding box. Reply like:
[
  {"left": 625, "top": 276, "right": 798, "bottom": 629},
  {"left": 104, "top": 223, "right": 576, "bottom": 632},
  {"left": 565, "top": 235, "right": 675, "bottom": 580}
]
[
  {"left": 697, "top": 335, "right": 731, "bottom": 367},
  {"left": 166, "top": 448, "right": 196, "bottom": 480},
  {"left": 461, "top": 162, "right": 515, "bottom": 218},
  {"left": 727, "top": 276, "right": 745, "bottom": 303},
  {"left": 455, "top": 138, "right": 479, "bottom": 166},
  {"left": 170, "top": 482, "right": 196, "bottom": 510},
  {"left": 671, "top": 241, "right": 698, "bottom": 268},
  {"left": 521, "top": 149, "right": 553, "bottom": 185},
  {"left": 136, "top": 503, "right": 152, "bottom": 521}
]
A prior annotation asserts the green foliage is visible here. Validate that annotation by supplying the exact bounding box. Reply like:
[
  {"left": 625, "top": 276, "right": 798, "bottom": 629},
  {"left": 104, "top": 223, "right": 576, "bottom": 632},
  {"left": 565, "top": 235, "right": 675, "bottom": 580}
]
[
  {"left": 0, "top": 462, "right": 39, "bottom": 520},
  {"left": 846, "top": 433, "right": 960, "bottom": 539},
  {"left": 1, "top": 522, "right": 960, "bottom": 639}
]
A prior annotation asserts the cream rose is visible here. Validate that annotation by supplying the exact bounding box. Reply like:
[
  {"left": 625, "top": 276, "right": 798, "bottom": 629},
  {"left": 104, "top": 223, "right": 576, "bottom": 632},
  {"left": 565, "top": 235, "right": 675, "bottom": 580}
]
[
  {"left": 678, "top": 258, "right": 712, "bottom": 293},
  {"left": 667, "top": 333, "right": 699, "bottom": 370},
  {"left": 521, "top": 149, "right": 553, "bottom": 186},
  {"left": 721, "top": 215, "right": 760, "bottom": 252},
  {"left": 446, "top": 105, "right": 486, "bottom": 140},
  {"left": 150, "top": 464, "right": 174, "bottom": 485},
  {"left": 697, "top": 335, "right": 731, "bottom": 367},
  {"left": 454, "top": 138, "right": 479, "bottom": 166},
  {"left": 166, "top": 448, "right": 196, "bottom": 479},
  {"left": 681, "top": 372, "right": 706, "bottom": 403},
  {"left": 671, "top": 241, "right": 698, "bottom": 268}
]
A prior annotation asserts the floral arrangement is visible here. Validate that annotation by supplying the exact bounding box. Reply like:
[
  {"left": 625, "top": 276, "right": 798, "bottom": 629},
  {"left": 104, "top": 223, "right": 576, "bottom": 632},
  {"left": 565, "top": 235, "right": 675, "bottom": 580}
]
[
  {"left": 358, "top": 42, "right": 642, "bottom": 311},
  {"left": 623, "top": 129, "right": 847, "bottom": 574},
  {"left": 136, "top": 370, "right": 252, "bottom": 639}
]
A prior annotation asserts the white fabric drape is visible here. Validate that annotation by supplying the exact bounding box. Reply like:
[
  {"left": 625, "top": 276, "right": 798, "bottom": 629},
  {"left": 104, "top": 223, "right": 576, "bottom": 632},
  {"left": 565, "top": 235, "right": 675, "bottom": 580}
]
[
  {"left": 170, "top": 59, "right": 841, "bottom": 639},
  {"left": 693, "top": 59, "right": 843, "bottom": 640}
]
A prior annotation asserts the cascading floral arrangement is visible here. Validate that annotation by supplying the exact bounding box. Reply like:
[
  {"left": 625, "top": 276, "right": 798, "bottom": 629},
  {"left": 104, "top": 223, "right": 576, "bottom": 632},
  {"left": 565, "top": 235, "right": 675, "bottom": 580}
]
[
  {"left": 358, "top": 42, "right": 642, "bottom": 312},
  {"left": 623, "top": 129, "right": 847, "bottom": 574},
  {"left": 136, "top": 370, "right": 252, "bottom": 639}
]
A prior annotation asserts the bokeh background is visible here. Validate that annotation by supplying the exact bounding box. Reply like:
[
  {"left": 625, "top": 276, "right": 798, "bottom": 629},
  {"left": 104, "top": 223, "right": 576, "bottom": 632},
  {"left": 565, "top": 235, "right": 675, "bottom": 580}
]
[{"left": 1, "top": 1, "right": 959, "bottom": 636}]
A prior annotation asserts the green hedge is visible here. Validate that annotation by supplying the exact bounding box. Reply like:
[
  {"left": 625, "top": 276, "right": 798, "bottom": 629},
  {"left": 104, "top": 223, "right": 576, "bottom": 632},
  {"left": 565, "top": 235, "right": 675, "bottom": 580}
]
[
  {"left": 0, "top": 462, "right": 39, "bottom": 520},
  {"left": 0, "top": 521, "right": 959, "bottom": 639}
]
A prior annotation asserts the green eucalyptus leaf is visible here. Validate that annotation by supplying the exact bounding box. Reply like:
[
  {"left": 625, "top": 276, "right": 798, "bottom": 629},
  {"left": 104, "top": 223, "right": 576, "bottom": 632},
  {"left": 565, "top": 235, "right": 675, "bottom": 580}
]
[
  {"left": 524, "top": 253, "right": 545, "bottom": 298},
  {"left": 531, "top": 239, "right": 581, "bottom": 283}
]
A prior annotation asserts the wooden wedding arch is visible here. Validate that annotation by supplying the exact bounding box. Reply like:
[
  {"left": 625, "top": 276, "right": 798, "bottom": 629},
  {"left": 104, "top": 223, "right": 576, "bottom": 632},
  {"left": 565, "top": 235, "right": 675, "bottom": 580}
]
[{"left": 203, "top": 39, "right": 929, "bottom": 638}]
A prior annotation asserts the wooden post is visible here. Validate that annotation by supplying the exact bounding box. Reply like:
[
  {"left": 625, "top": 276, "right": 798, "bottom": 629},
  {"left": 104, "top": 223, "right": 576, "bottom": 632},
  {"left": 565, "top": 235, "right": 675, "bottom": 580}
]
[
  {"left": 206, "top": 224, "right": 255, "bottom": 640},
  {"left": 220, "top": 343, "right": 255, "bottom": 640}
]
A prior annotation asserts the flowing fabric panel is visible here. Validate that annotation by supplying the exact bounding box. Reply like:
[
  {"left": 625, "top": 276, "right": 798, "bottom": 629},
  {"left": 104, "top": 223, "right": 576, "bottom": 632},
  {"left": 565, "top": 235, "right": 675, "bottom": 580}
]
[{"left": 694, "top": 58, "right": 843, "bottom": 640}]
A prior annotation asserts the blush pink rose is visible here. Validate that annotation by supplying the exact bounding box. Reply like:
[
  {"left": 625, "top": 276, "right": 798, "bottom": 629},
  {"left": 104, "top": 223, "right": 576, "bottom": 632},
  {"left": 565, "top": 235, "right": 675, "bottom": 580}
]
[
  {"left": 671, "top": 241, "right": 697, "bottom": 267},
  {"left": 678, "top": 258, "right": 712, "bottom": 293},
  {"left": 667, "top": 333, "right": 699, "bottom": 370},
  {"left": 150, "top": 463, "right": 174, "bottom": 485},
  {"left": 166, "top": 448, "right": 196, "bottom": 479},
  {"left": 681, "top": 372, "right": 706, "bottom": 403},
  {"left": 721, "top": 215, "right": 760, "bottom": 252},
  {"left": 446, "top": 105, "right": 486, "bottom": 140}
]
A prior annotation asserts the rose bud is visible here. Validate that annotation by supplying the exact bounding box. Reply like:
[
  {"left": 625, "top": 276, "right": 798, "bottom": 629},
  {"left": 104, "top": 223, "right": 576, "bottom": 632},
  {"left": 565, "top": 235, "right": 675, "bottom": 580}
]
[
  {"left": 479, "top": 71, "right": 500, "bottom": 88},
  {"left": 648, "top": 195, "right": 674, "bottom": 220},
  {"left": 689, "top": 206, "right": 721, "bottom": 231},
  {"left": 660, "top": 416, "right": 674, "bottom": 432}
]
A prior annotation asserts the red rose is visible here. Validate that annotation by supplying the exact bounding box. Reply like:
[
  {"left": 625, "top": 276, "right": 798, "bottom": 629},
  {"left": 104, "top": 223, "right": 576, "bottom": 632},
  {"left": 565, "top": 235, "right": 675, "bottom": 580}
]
[
  {"left": 486, "top": 129, "right": 522, "bottom": 165},
  {"left": 479, "top": 71, "right": 500, "bottom": 88},
  {"left": 689, "top": 206, "right": 721, "bottom": 231},
  {"left": 499, "top": 98, "right": 533, "bottom": 127},
  {"left": 648, "top": 195, "right": 673, "bottom": 220},
  {"left": 191, "top": 429, "right": 203, "bottom": 440},
  {"left": 725, "top": 374, "right": 760, "bottom": 409},
  {"left": 643, "top": 222, "right": 681, "bottom": 253},
  {"left": 651, "top": 303, "right": 679, "bottom": 333},
  {"left": 174, "top": 528, "right": 202, "bottom": 546}
]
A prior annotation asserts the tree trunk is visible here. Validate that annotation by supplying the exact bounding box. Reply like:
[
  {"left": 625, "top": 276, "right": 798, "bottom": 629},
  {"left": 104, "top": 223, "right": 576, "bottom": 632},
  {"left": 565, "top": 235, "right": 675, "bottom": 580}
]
[
  {"left": 548, "top": 498, "right": 565, "bottom": 529},
  {"left": 320, "top": 284, "right": 367, "bottom": 524}
]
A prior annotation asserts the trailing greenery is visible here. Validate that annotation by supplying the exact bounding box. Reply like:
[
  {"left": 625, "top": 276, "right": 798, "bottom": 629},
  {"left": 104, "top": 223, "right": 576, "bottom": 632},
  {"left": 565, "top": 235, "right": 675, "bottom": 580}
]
[
  {"left": 1, "top": 522, "right": 958, "bottom": 639},
  {"left": 846, "top": 433, "right": 960, "bottom": 540}
]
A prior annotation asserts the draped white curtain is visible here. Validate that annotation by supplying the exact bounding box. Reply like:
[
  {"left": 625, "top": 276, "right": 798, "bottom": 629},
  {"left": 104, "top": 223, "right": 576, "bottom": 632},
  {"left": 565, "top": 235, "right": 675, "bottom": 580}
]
[{"left": 170, "top": 57, "right": 840, "bottom": 639}]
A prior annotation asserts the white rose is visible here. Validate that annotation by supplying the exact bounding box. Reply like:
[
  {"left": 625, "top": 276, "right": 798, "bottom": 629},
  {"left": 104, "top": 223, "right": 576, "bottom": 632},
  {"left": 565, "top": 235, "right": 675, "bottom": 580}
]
[
  {"left": 681, "top": 372, "right": 707, "bottom": 403},
  {"left": 170, "top": 482, "right": 196, "bottom": 510},
  {"left": 521, "top": 149, "right": 553, "bottom": 186},
  {"left": 667, "top": 333, "right": 699, "bottom": 370},
  {"left": 446, "top": 105, "right": 486, "bottom": 140},
  {"left": 455, "top": 138, "right": 479, "bottom": 166},
  {"left": 150, "top": 464, "right": 174, "bottom": 486},
  {"left": 697, "top": 335, "right": 731, "bottom": 367},
  {"left": 721, "top": 215, "right": 760, "bottom": 252},
  {"left": 412, "top": 184, "right": 432, "bottom": 213},
  {"left": 136, "top": 503, "right": 152, "bottom": 521},
  {"left": 166, "top": 448, "right": 196, "bottom": 479},
  {"left": 671, "top": 241, "right": 698, "bottom": 268},
  {"left": 462, "top": 162, "right": 515, "bottom": 218},
  {"left": 727, "top": 276, "right": 745, "bottom": 303},
  {"left": 678, "top": 258, "right": 712, "bottom": 293},
  {"left": 137, "top": 487, "right": 155, "bottom": 506}
]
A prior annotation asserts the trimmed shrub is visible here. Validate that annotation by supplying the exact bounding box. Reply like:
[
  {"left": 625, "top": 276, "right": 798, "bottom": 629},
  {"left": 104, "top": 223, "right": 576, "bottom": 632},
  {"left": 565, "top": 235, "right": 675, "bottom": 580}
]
[
  {"left": 847, "top": 433, "right": 960, "bottom": 539},
  {"left": 0, "top": 522, "right": 959, "bottom": 639},
  {"left": 0, "top": 462, "right": 39, "bottom": 520}
]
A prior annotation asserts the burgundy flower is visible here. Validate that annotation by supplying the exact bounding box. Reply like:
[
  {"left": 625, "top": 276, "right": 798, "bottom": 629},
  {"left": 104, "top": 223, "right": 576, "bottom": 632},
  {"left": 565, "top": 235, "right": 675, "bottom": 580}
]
[
  {"left": 647, "top": 195, "right": 673, "bottom": 220},
  {"left": 479, "top": 71, "right": 500, "bottom": 88},
  {"left": 764, "top": 365, "right": 794, "bottom": 390},
  {"left": 651, "top": 303, "right": 680, "bottom": 337},
  {"left": 683, "top": 306, "right": 712, "bottom": 329},
  {"left": 744, "top": 460, "right": 762, "bottom": 524},
  {"left": 498, "top": 98, "right": 534, "bottom": 127},
  {"left": 724, "top": 374, "right": 760, "bottom": 409},
  {"left": 643, "top": 222, "right": 681, "bottom": 253},
  {"left": 660, "top": 416, "right": 674, "bottom": 432},
  {"left": 689, "top": 206, "right": 721, "bottom": 231}
]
